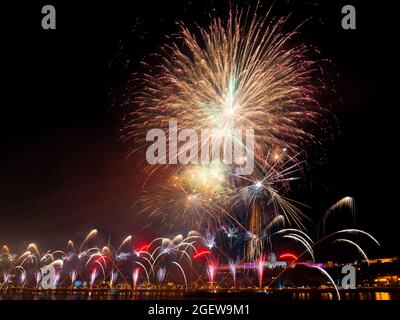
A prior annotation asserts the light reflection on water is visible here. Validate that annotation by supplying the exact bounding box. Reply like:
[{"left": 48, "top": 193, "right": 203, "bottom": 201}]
[
  {"left": 0, "top": 291, "right": 398, "bottom": 300},
  {"left": 293, "top": 291, "right": 394, "bottom": 300},
  {"left": 344, "top": 291, "right": 391, "bottom": 300}
]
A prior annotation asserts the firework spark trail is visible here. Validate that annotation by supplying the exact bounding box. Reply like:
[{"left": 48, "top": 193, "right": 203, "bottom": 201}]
[
  {"left": 80, "top": 229, "right": 97, "bottom": 251},
  {"left": 322, "top": 197, "right": 355, "bottom": 235},
  {"left": 134, "top": 261, "right": 150, "bottom": 284},
  {"left": 331, "top": 229, "right": 380, "bottom": 247},
  {"left": 312, "top": 266, "right": 340, "bottom": 300},
  {"left": 333, "top": 239, "right": 370, "bottom": 265},
  {"left": 282, "top": 234, "right": 315, "bottom": 261},
  {"left": 172, "top": 261, "right": 188, "bottom": 292},
  {"left": 117, "top": 235, "right": 132, "bottom": 252}
]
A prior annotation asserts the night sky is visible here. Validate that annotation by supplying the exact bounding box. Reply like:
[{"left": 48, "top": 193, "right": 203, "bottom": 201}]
[{"left": 0, "top": 0, "right": 399, "bottom": 256}]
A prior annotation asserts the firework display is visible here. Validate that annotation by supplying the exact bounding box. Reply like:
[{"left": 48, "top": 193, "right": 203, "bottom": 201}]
[
  {"left": 0, "top": 6, "right": 381, "bottom": 300},
  {"left": 1, "top": 1, "right": 398, "bottom": 306},
  {"left": 0, "top": 218, "right": 381, "bottom": 300},
  {"left": 125, "top": 7, "right": 324, "bottom": 238}
]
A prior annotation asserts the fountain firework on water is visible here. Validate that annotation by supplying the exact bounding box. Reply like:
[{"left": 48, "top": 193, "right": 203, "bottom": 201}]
[
  {"left": 35, "top": 271, "right": 41, "bottom": 286},
  {"left": 110, "top": 270, "right": 118, "bottom": 288},
  {"left": 17, "top": 267, "right": 26, "bottom": 285},
  {"left": 70, "top": 271, "right": 77, "bottom": 286},
  {"left": 256, "top": 255, "right": 266, "bottom": 289},
  {"left": 156, "top": 267, "right": 167, "bottom": 284},
  {"left": 54, "top": 273, "right": 61, "bottom": 287},
  {"left": 206, "top": 258, "right": 219, "bottom": 290},
  {"left": 228, "top": 260, "right": 237, "bottom": 287},
  {"left": 90, "top": 268, "right": 98, "bottom": 288},
  {"left": 132, "top": 267, "right": 140, "bottom": 290},
  {"left": 0, "top": 196, "right": 381, "bottom": 300}
]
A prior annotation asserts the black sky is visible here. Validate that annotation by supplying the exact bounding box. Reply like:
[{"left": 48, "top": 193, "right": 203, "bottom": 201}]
[{"left": 0, "top": 0, "right": 399, "bottom": 256}]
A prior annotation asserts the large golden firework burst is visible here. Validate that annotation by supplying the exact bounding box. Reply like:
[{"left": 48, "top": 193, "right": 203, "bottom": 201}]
[{"left": 124, "top": 5, "right": 329, "bottom": 240}]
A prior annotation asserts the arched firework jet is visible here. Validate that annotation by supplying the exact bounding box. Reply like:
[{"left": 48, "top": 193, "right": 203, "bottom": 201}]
[{"left": 0, "top": 219, "right": 380, "bottom": 300}]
